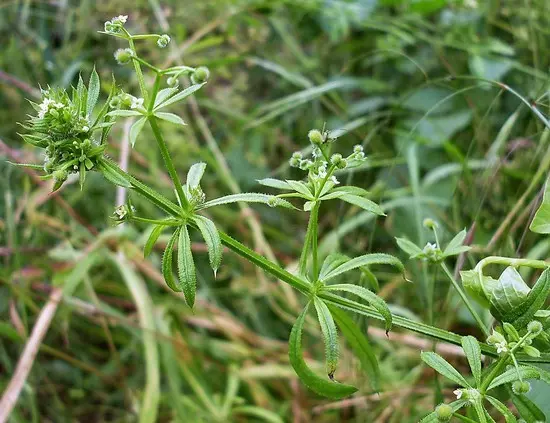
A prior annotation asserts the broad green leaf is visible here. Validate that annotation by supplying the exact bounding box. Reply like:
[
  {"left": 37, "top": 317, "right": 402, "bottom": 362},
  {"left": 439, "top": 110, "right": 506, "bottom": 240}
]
[
  {"left": 489, "top": 267, "right": 530, "bottom": 319},
  {"left": 395, "top": 237, "right": 423, "bottom": 258},
  {"left": 177, "top": 225, "right": 196, "bottom": 308},
  {"left": 130, "top": 117, "right": 147, "bottom": 147},
  {"left": 511, "top": 268, "right": 550, "bottom": 328},
  {"left": 530, "top": 178, "right": 550, "bottom": 234},
  {"left": 144, "top": 224, "right": 166, "bottom": 258},
  {"left": 187, "top": 162, "right": 207, "bottom": 190},
  {"left": 154, "top": 83, "right": 206, "bottom": 110},
  {"left": 321, "top": 253, "right": 404, "bottom": 283},
  {"left": 107, "top": 109, "right": 143, "bottom": 117},
  {"left": 443, "top": 229, "right": 471, "bottom": 256},
  {"left": 313, "top": 298, "right": 339, "bottom": 378},
  {"left": 319, "top": 253, "right": 350, "bottom": 280},
  {"left": 86, "top": 66, "right": 100, "bottom": 118},
  {"left": 339, "top": 193, "right": 384, "bottom": 215},
  {"left": 162, "top": 229, "right": 182, "bottom": 292},
  {"left": 487, "top": 366, "right": 540, "bottom": 391},
  {"left": 193, "top": 215, "right": 222, "bottom": 274},
  {"left": 512, "top": 393, "right": 546, "bottom": 422},
  {"left": 486, "top": 396, "right": 517, "bottom": 423},
  {"left": 324, "top": 284, "right": 392, "bottom": 332},
  {"left": 461, "top": 336, "right": 482, "bottom": 386},
  {"left": 420, "top": 351, "right": 470, "bottom": 387},
  {"left": 460, "top": 269, "right": 497, "bottom": 309},
  {"left": 288, "top": 304, "right": 357, "bottom": 399},
  {"left": 154, "top": 112, "right": 186, "bottom": 126},
  {"left": 257, "top": 178, "right": 292, "bottom": 190},
  {"left": 198, "top": 193, "right": 294, "bottom": 210},
  {"left": 329, "top": 305, "right": 380, "bottom": 390}
]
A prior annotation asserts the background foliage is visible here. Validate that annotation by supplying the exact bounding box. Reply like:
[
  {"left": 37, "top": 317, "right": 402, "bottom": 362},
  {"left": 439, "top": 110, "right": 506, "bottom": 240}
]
[{"left": 1, "top": 0, "right": 550, "bottom": 421}]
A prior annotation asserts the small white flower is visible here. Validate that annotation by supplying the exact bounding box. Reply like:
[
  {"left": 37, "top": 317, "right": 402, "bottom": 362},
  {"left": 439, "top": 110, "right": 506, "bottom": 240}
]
[
  {"left": 495, "top": 341, "right": 508, "bottom": 354},
  {"left": 113, "top": 15, "right": 128, "bottom": 24},
  {"left": 81, "top": 126, "right": 89, "bottom": 132},
  {"left": 454, "top": 389, "right": 463, "bottom": 399},
  {"left": 330, "top": 175, "right": 339, "bottom": 185},
  {"left": 130, "top": 97, "right": 144, "bottom": 109}
]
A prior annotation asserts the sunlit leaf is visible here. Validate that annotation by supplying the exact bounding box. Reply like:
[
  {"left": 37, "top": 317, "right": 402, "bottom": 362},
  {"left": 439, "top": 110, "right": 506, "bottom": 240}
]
[
  {"left": 321, "top": 253, "right": 404, "bottom": 283},
  {"left": 313, "top": 298, "right": 339, "bottom": 379}
]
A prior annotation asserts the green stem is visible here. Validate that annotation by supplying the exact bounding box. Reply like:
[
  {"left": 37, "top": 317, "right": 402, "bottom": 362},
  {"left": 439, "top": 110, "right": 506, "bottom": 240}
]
[
  {"left": 127, "top": 37, "right": 149, "bottom": 104},
  {"left": 475, "top": 256, "right": 549, "bottom": 275},
  {"left": 479, "top": 357, "right": 508, "bottom": 393},
  {"left": 148, "top": 117, "right": 189, "bottom": 210},
  {"left": 98, "top": 161, "right": 550, "bottom": 363},
  {"left": 440, "top": 261, "right": 490, "bottom": 337},
  {"left": 298, "top": 201, "right": 320, "bottom": 279},
  {"left": 131, "top": 216, "right": 182, "bottom": 226}
]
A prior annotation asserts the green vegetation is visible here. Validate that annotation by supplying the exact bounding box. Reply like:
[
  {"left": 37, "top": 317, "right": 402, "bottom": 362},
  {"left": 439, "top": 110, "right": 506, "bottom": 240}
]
[{"left": 2, "top": 1, "right": 550, "bottom": 422}]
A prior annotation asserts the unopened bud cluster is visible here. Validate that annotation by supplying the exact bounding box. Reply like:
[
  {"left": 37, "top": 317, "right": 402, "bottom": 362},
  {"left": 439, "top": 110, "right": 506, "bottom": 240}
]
[
  {"left": 487, "top": 320, "right": 545, "bottom": 359},
  {"left": 22, "top": 87, "right": 106, "bottom": 189},
  {"left": 104, "top": 15, "right": 128, "bottom": 34},
  {"left": 109, "top": 92, "right": 145, "bottom": 111},
  {"left": 111, "top": 204, "right": 135, "bottom": 224}
]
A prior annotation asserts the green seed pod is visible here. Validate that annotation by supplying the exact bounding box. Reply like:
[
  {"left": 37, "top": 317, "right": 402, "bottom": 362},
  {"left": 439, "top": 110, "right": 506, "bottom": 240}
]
[
  {"left": 114, "top": 48, "right": 133, "bottom": 65},
  {"left": 308, "top": 129, "right": 325, "bottom": 145},
  {"left": 191, "top": 67, "right": 210, "bottom": 84},
  {"left": 512, "top": 380, "right": 531, "bottom": 395},
  {"left": 435, "top": 403, "right": 453, "bottom": 422},
  {"left": 157, "top": 34, "right": 171, "bottom": 48},
  {"left": 53, "top": 169, "right": 68, "bottom": 183},
  {"left": 423, "top": 218, "right": 438, "bottom": 229},
  {"left": 527, "top": 320, "right": 543, "bottom": 336}
]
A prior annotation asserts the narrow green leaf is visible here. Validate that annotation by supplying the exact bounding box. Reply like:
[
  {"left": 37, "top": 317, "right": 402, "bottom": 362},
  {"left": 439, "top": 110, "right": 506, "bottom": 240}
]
[
  {"left": 154, "top": 87, "right": 179, "bottom": 108},
  {"left": 420, "top": 351, "right": 470, "bottom": 387},
  {"left": 144, "top": 225, "right": 166, "bottom": 258},
  {"left": 257, "top": 178, "right": 292, "bottom": 190},
  {"left": 288, "top": 304, "right": 357, "bottom": 399},
  {"left": 329, "top": 305, "right": 380, "bottom": 390},
  {"left": 461, "top": 336, "right": 482, "bottom": 386},
  {"left": 319, "top": 253, "right": 350, "bottom": 280},
  {"left": 198, "top": 193, "right": 294, "bottom": 210},
  {"left": 512, "top": 393, "right": 546, "bottom": 422},
  {"left": 130, "top": 117, "right": 147, "bottom": 147},
  {"left": 154, "top": 112, "right": 186, "bottom": 126},
  {"left": 177, "top": 225, "right": 196, "bottom": 308},
  {"left": 321, "top": 253, "right": 404, "bottom": 283},
  {"left": 330, "top": 186, "right": 370, "bottom": 197},
  {"left": 162, "top": 229, "right": 182, "bottom": 292},
  {"left": 487, "top": 366, "right": 540, "bottom": 391},
  {"left": 339, "top": 193, "right": 384, "bottom": 215},
  {"left": 79, "top": 162, "right": 86, "bottom": 190},
  {"left": 154, "top": 83, "right": 206, "bottom": 110},
  {"left": 473, "top": 399, "right": 488, "bottom": 423},
  {"left": 530, "top": 177, "right": 550, "bottom": 234},
  {"left": 285, "top": 180, "right": 314, "bottom": 198},
  {"left": 193, "top": 215, "right": 222, "bottom": 274},
  {"left": 313, "top": 298, "right": 340, "bottom": 379},
  {"left": 187, "top": 162, "right": 207, "bottom": 190},
  {"left": 396, "top": 237, "right": 424, "bottom": 258},
  {"left": 87, "top": 66, "right": 100, "bottom": 118},
  {"left": 107, "top": 109, "right": 143, "bottom": 117},
  {"left": 97, "top": 160, "right": 132, "bottom": 187},
  {"left": 324, "top": 284, "right": 392, "bottom": 332},
  {"left": 443, "top": 229, "right": 471, "bottom": 256},
  {"left": 486, "top": 396, "right": 517, "bottom": 423}
]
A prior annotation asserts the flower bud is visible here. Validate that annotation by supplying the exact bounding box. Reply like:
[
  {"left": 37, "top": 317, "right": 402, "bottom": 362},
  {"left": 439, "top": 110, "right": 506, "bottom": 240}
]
[
  {"left": 191, "top": 67, "right": 210, "bottom": 84},
  {"left": 291, "top": 152, "right": 302, "bottom": 160},
  {"left": 308, "top": 129, "right": 325, "bottom": 145},
  {"left": 299, "top": 159, "right": 312, "bottom": 170},
  {"left": 114, "top": 48, "right": 133, "bottom": 65},
  {"left": 423, "top": 218, "right": 438, "bottom": 229},
  {"left": 53, "top": 169, "right": 68, "bottom": 183},
  {"left": 167, "top": 76, "right": 178, "bottom": 87},
  {"left": 512, "top": 380, "right": 531, "bottom": 395},
  {"left": 527, "top": 320, "right": 543, "bottom": 336},
  {"left": 109, "top": 96, "right": 122, "bottom": 109},
  {"left": 289, "top": 157, "right": 301, "bottom": 168},
  {"left": 435, "top": 403, "right": 453, "bottom": 422},
  {"left": 157, "top": 34, "right": 171, "bottom": 48}
]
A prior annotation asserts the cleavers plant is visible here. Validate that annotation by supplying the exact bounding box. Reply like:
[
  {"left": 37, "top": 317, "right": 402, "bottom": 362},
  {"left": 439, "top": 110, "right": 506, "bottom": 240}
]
[{"left": 16, "top": 15, "right": 550, "bottom": 421}]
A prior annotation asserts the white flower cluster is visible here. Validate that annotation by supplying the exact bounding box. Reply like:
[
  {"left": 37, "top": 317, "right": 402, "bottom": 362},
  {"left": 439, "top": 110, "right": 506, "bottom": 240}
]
[
  {"left": 37, "top": 97, "right": 65, "bottom": 119},
  {"left": 453, "top": 388, "right": 480, "bottom": 404},
  {"left": 487, "top": 330, "right": 508, "bottom": 355}
]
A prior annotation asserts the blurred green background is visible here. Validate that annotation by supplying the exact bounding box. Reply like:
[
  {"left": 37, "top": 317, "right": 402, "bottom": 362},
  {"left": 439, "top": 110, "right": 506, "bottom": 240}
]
[{"left": 2, "top": 0, "right": 550, "bottom": 421}]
